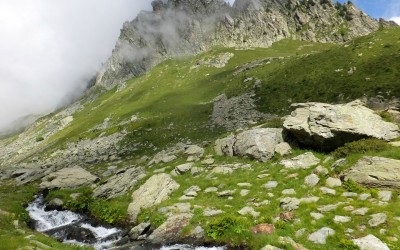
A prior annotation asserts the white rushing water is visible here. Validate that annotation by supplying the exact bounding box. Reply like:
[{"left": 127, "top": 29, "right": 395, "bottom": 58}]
[{"left": 27, "top": 195, "right": 122, "bottom": 250}]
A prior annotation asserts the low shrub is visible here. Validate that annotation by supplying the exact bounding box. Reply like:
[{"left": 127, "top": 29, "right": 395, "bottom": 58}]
[
  {"left": 333, "top": 139, "right": 391, "bottom": 158},
  {"left": 206, "top": 215, "right": 247, "bottom": 240}
]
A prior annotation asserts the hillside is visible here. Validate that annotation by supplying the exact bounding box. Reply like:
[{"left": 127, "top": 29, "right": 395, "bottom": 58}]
[{"left": 0, "top": 4, "right": 400, "bottom": 250}]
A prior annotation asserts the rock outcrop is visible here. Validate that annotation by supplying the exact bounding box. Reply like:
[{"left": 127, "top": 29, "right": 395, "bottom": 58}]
[
  {"left": 283, "top": 101, "right": 399, "bottom": 150},
  {"left": 40, "top": 166, "right": 99, "bottom": 190},
  {"left": 96, "top": 0, "right": 380, "bottom": 88},
  {"left": 128, "top": 174, "right": 180, "bottom": 222},
  {"left": 341, "top": 156, "right": 400, "bottom": 189},
  {"left": 215, "top": 128, "right": 285, "bottom": 162},
  {"left": 93, "top": 167, "right": 147, "bottom": 199}
]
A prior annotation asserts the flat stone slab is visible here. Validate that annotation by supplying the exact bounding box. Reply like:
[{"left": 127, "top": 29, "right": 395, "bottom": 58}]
[
  {"left": 280, "top": 152, "right": 320, "bottom": 169},
  {"left": 40, "top": 166, "right": 98, "bottom": 189}
]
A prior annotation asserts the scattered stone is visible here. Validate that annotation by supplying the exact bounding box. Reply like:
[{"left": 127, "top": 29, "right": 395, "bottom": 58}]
[
  {"left": 314, "top": 165, "right": 329, "bottom": 176},
  {"left": 261, "top": 245, "right": 283, "bottom": 250},
  {"left": 280, "top": 152, "right": 320, "bottom": 169},
  {"left": 310, "top": 212, "right": 324, "bottom": 220},
  {"left": 274, "top": 142, "right": 292, "bottom": 156},
  {"left": 334, "top": 216, "right": 351, "bottom": 223},
  {"left": 326, "top": 177, "right": 342, "bottom": 188},
  {"left": 343, "top": 206, "right": 355, "bottom": 212},
  {"left": 191, "top": 166, "right": 203, "bottom": 176},
  {"left": 300, "top": 196, "right": 320, "bottom": 203},
  {"left": 211, "top": 166, "right": 234, "bottom": 175},
  {"left": 129, "top": 223, "right": 151, "bottom": 240},
  {"left": 93, "top": 167, "right": 146, "bottom": 199},
  {"left": 201, "top": 158, "right": 214, "bottom": 166},
  {"left": 40, "top": 166, "right": 99, "bottom": 189},
  {"left": 238, "top": 207, "right": 260, "bottom": 218},
  {"left": 296, "top": 228, "right": 307, "bottom": 238},
  {"left": 257, "top": 174, "right": 270, "bottom": 179},
  {"left": 184, "top": 145, "right": 204, "bottom": 162},
  {"left": 203, "top": 208, "right": 224, "bottom": 217},
  {"left": 282, "top": 189, "right": 296, "bottom": 195},
  {"left": 342, "top": 192, "right": 358, "bottom": 197},
  {"left": 148, "top": 151, "right": 177, "bottom": 165},
  {"left": 237, "top": 183, "right": 252, "bottom": 187},
  {"left": 320, "top": 187, "right": 336, "bottom": 195},
  {"left": 308, "top": 227, "right": 335, "bottom": 244},
  {"left": 159, "top": 203, "right": 191, "bottom": 216},
  {"left": 204, "top": 187, "right": 218, "bottom": 193},
  {"left": 304, "top": 174, "right": 320, "bottom": 187},
  {"left": 251, "top": 224, "right": 275, "bottom": 235},
  {"left": 174, "top": 163, "right": 194, "bottom": 175},
  {"left": 331, "top": 158, "right": 348, "bottom": 169},
  {"left": 353, "top": 234, "right": 390, "bottom": 250},
  {"left": 369, "top": 213, "right": 387, "bottom": 227},
  {"left": 352, "top": 208, "right": 369, "bottom": 216},
  {"left": 278, "top": 236, "right": 308, "bottom": 250},
  {"left": 128, "top": 174, "right": 180, "bottom": 222},
  {"left": 359, "top": 193, "right": 372, "bottom": 201},
  {"left": 317, "top": 203, "right": 343, "bottom": 213},
  {"left": 263, "top": 181, "right": 278, "bottom": 189},
  {"left": 240, "top": 189, "right": 250, "bottom": 196},
  {"left": 378, "top": 191, "right": 392, "bottom": 202},
  {"left": 341, "top": 157, "right": 400, "bottom": 190},
  {"left": 283, "top": 101, "right": 399, "bottom": 150},
  {"left": 47, "top": 198, "right": 64, "bottom": 210},
  {"left": 217, "top": 190, "right": 235, "bottom": 197},
  {"left": 280, "top": 197, "right": 300, "bottom": 211}
]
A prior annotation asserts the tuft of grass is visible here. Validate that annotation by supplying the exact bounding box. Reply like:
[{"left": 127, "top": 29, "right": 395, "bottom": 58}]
[{"left": 332, "top": 139, "right": 391, "bottom": 158}]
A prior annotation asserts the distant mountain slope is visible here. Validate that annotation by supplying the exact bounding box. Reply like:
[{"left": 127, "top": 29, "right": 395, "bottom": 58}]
[{"left": 96, "top": 0, "right": 381, "bottom": 89}]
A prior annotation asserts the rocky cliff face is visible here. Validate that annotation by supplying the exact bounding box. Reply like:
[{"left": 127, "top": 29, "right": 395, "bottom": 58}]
[{"left": 96, "top": 0, "right": 381, "bottom": 88}]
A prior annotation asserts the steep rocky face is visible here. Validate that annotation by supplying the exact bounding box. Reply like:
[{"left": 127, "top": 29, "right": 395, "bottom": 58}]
[{"left": 96, "top": 0, "right": 381, "bottom": 88}]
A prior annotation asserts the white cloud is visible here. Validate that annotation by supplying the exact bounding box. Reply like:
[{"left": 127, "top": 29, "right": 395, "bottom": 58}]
[
  {"left": 390, "top": 16, "right": 400, "bottom": 25},
  {"left": 0, "top": 1, "right": 152, "bottom": 129}
]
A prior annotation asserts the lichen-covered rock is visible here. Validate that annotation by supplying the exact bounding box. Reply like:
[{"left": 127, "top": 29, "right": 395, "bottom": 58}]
[
  {"left": 40, "top": 166, "right": 98, "bottom": 189},
  {"left": 283, "top": 101, "right": 399, "bottom": 150},
  {"left": 341, "top": 156, "right": 400, "bottom": 189},
  {"left": 280, "top": 152, "right": 320, "bottom": 169},
  {"left": 128, "top": 174, "right": 180, "bottom": 222},
  {"left": 148, "top": 213, "right": 193, "bottom": 244},
  {"left": 215, "top": 128, "right": 284, "bottom": 162},
  {"left": 352, "top": 234, "right": 390, "bottom": 250},
  {"left": 93, "top": 167, "right": 146, "bottom": 199}
]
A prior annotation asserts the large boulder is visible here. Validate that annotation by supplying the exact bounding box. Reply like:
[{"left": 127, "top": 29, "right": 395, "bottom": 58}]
[
  {"left": 283, "top": 101, "right": 399, "bottom": 150},
  {"left": 147, "top": 213, "right": 193, "bottom": 244},
  {"left": 40, "top": 166, "right": 98, "bottom": 189},
  {"left": 341, "top": 156, "right": 400, "bottom": 189},
  {"left": 128, "top": 174, "right": 180, "bottom": 222},
  {"left": 93, "top": 167, "right": 147, "bottom": 199},
  {"left": 215, "top": 128, "right": 285, "bottom": 162}
]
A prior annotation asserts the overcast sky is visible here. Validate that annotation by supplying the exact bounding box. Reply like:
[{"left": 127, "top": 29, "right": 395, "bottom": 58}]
[{"left": 0, "top": 0, "right": 399, "bottom": 130}]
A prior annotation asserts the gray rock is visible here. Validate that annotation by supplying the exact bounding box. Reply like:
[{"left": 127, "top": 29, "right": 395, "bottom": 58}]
[
  {"left": 353, "top": 234, "right": 390, "bottom": 250},
  {"left": 40, "top": 166, "right": 98, "bottom": 189},
  {"left": 48, "top": 198, "right": 64, "bottom": 209},
  {"left": 308, "top": 227, "right": 335, "bottom": 244},
  {"left": 93, "top": 167, "right": 146, "bottom": 199},
  {"left": 359, "top": 193, "right": 372, "bottom": 201},
  {"left": 191, "top": 166, "right": 203, "bottom": 176},
  {"left": 211, "top": 166, "right": 234, "bottom": 175},
  {"left": 215, "top": 128, "right": 284, "bottom": 162},
  {"left": 368, "top": 213, "right": 387, "bottom": 227},
  {"left": 240, "top": 189, "right": 250, "bottom": 196},
  {"left": 283, "top": 101, "right": 399, "bottom": 150},
  {"left": 310, "top": 212, "right": 324, "bottom": 220},
  {"left": 261, "top": 245, "right": 283, "bottom": 250},
  {"left": 300, "top": 196, "right": 320, "bottom": 203},
  {"left": 280, "top": 152, "right": 320, "bottom": 169},
  {"left": 326, "top": 177, "right": 342, "bottom": 188},
  {"left": 334, "top": 216, "right": 351, "bottom": 223},
  {"left": 304, "top": 174, "right": 320, "bottom": 187},
  {"left": 282, "top": 189, "right": 296, "bottom": 195},
  {"left": 320, "top": 187, "right": 336, "bottom": 195},
  {"left": 185, "top": 145, "right": 204, "bottom": 162},
  {"left": 217, "top": 190, "right": 235, "bottom": 197},
  {"left": 342, "top": 192, "right": 358, "bottom": 197},
  {"left": 238, "top": 206, "right": 260, "bottom": 218},
  {"left": 148, "top": 213, "right": 192, "bottom": 244},
  {"left": 175, "top": 163, "right": 194, "bottom": 175},
  {"left": 204, "top": 187, "right": 218, "bottom": 193},
  {"left": 313, "top": 165, "right": 329, "bottom": 176},
  {"left": 378, "top": 191, "right": 392, "bottom": 201},
  {"left": 263, "top": 181, "right": 278, "bottom": 189},
  {"left": 341, "top": 157, "right": 400, "bottom": 189},
  {"left": 203, "top": 208, "right": 224, "bottom": 217},
  {"left": 274, "top": 142, "right": 292, "bottom": 156},
  {"left": 129, "top": 223, "right": 151, "bottom": 240},
  {"left": 352, "top": 207, "right": 369, "bottom": 216},
  {"left": 280, "top": 197, "right": 300, "bottom": 211},
  {"left": 317, "top": 203, "right": 343, "bottom": 213},
  {"left": 128, "top": 174, "right": 180, "bottom": 222}
]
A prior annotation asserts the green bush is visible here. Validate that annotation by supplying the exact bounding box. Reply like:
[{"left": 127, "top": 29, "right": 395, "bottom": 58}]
[
  {"left": 343, "top": 179, "right": 366, "bottom": 193},
  {"left": 35, "top": 136, "right": 44, "bottom": 142},
  {"left": 89, "top": 200, "right": 129, "bottom": 225},
  {"left": 339, "top": 239, "right": 359, "bottom": 250},
  {"left": 206, "top": 216, "right": 247, "bottom": 240},
  {"left": 65, "top": 190, "right": 93, "bottom": 212},
  {"left": 333, "top": 139, "right": 391, "bottom": 158}
]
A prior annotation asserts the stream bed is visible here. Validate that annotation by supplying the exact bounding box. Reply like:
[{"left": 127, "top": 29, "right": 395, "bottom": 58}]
[{"left": 27, "top": 195, "right": 225, "bottom": 250}]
